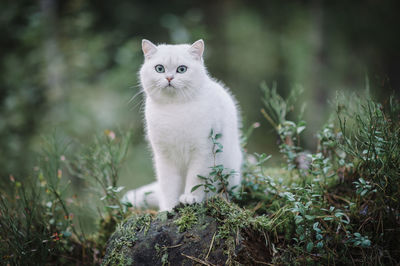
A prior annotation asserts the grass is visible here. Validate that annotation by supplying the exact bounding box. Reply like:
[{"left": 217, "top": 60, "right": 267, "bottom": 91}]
[
  {"left": 0, "top": 85, "right": 399, "bottom": 265},
  {"left": 0, "top": 130, "right": 133, "bottom": 264}
]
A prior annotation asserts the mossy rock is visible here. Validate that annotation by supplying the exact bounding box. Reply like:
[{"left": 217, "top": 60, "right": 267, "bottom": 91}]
[{"left": 102, "top": 199, "right": 271, "bottom": 265}]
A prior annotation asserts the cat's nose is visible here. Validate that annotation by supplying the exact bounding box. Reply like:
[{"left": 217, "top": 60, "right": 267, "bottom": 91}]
[{"left": 166, "top": 76, "right": 174, "bottom": 82}]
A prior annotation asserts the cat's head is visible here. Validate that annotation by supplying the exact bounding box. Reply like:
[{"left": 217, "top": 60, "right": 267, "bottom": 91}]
[{"left": 139, "top": 39, "right": 207, "bottom": 103}]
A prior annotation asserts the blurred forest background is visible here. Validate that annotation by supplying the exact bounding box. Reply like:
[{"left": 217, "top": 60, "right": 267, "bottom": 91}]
[{"left": 1, "top": 0, "right": 399, "bottom": 191}]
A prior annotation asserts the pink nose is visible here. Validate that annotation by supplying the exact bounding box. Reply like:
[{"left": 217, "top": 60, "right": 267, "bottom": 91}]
[{"left": 166, "top": 77, "right": 174, "bottom": 82}]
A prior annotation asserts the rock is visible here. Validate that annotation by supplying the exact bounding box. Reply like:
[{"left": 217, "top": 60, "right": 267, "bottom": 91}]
[
  {"left": 102, "top": 199, "right": 271, "bottom": 265},
  {"left": 103, "top": 205, "right": 232, "bottom": 265}
]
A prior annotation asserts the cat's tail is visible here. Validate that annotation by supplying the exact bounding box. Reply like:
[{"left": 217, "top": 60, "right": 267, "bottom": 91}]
[{"left": 122, "top": 181, "right": 159, "bottom": 209}]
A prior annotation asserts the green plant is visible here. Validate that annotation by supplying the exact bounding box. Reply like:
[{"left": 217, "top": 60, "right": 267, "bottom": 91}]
[
  {"left": 0, "top": 134, "right": 86, "bottom": 265},
  {"left": 73, "top": 130, "right": 132, "bottom": 219},
  {"left": 347, "top": 232, "right": 371, "bottom": 248},
  {"left": 261, "top": 83, "right": 307, "bottom": 171},
  {"left": 337, "top": 93, "right": 400, "bottom": 257},
  {"left": 256, "top": 86, "right": 399, "bottom": 264},
  {"left": 191, "top": 130, "right": 237, "bottom": 200},
  {"left": 0, "top": 130, "right": 132, "bottom": 265},
  {"left": 353, "top": 178, "right": 377, "bottom": 197}
]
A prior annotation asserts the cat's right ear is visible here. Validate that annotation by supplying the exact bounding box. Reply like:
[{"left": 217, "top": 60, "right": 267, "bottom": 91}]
[{"left": 142, "top": 39, "right": 157, "bottom": 59}]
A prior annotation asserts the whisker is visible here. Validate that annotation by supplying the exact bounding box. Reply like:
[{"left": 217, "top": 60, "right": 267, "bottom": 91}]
[
  {"left": 129, "top": 83, "right": 142, "bottom": 89},
  {"left": 180, "top": 81, "right": 192, "bottom": 101},
  {"left": 128, "top": 89, "right": 144, "bottom": 104},
  {"left": 182, "top": 87, "right": 189, "bottom": 101},
  {"left": 182, "top": 87, "right": 190, "bottom": 101}
]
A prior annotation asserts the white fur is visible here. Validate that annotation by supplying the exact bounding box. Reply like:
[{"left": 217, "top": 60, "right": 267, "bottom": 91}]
[{"left": 124, "top": 39, "right": 242, "bottom": 211}]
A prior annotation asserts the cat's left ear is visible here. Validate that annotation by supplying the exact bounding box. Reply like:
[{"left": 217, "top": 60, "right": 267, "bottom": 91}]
[{"left": 188, "top": 39, "right": 204, "bottom": 60}]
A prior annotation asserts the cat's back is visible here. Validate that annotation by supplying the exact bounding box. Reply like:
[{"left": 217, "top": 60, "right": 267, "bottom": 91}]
[{"left": 206, "top": 78, "right": 241, "bottom": 123}]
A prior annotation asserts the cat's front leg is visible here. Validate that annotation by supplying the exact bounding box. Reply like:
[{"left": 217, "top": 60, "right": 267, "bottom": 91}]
[
  {"left": 179, "top": 155, "right": 213, "bottom": 205},
  {"left": 155, "top": 156, "right": 183, "bottom": 211}
]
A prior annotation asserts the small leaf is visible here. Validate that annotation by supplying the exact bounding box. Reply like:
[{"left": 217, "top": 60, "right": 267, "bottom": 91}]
[
  {"left": 197, "top": 175, "right": 207, "bottom": 180},
  {"left": 122, "top": 201, "right": 133, "bottom": 207},
  {"left": 113, "top": 186, "right": 125, "bottom": 193},
  {"left": 297, "top": 126, "right": 306, "bottom": 134},
  {"left": 292, "top": 207, "right": 300, "bottom": 212},
  {"left": 312, "top": 222, "right": 320, "bottom": 231},
  {"left": 206, "top": 184, "right": 217, "bottom": 192},
  {"left": 335, "top": 212, "right": 344, "bottom": 217},
  {"left": 284, "top": 192, "right": 296, "bottom": 202},
  {"left": 215, "top": 133, "right": 222, "bottom": 139},
  {"left": 296, "top": 226, "right": 304, "bottom": 235},
  {"left": 306, "top": 242, "right": 314, "bottom": 252},
  {"left": 305, "top": 215, "right": 315, "bottom": 221},
  {"left": 106, "top": 205, "right": 120, "bottom": 209},
  {"left": 61, "top": 231, "right": 72, "bottom": 238},
  {"left": 362, "top": 239, "right": 371, "bottom": 247},
  {"left": 191, "top": 185, "right": 203, "bottom": 192},
  {"left": 295, "top": 216, "right": 303, "bottom": 224},
  {"left": 323, "top": 167, "right": 330, "bottom": 174}
]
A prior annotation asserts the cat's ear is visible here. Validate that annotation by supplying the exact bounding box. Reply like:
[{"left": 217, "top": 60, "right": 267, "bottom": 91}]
[
  {"left": 142, "top": 39, "right": 157, "bottom": 59},
  {"left": 188, "top": 39, "right": 204, "bottom": 60}
]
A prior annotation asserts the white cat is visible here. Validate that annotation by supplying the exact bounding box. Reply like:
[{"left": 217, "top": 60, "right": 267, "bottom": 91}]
[{"left": 124, "top": 39, "right": 242, "bottom": 211}]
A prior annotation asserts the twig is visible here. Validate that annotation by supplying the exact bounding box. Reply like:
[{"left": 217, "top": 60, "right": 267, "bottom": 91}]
[
  {"left": 261, "top": 108, "right": 278, "bottom": 130},
  {"left": 330, "top": 194, "right": 352, "bottom": 204},
  {"left": 251, "top": 258, "right": 271, "bottom": 265},
  {"left": 252, "top": 201, "right": 263, "bottom": 212},
  {"left": 165, "top": 243, "right": 183, "bottom": 249},
  {"left": 357, "top": 217, "right": 372, "bottom": 232},
  {"left": 181, "top": 253, "right": 216, "bottom": 266},
  {"left": 205, "top": 232, "right": 216, "bottom": 260}
]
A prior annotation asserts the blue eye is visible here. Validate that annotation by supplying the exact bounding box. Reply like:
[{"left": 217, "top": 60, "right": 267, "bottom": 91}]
[
  {"left": 176, "top": 65, "right": 187, "bottom": 73},
  {"left": 155, "top": 65, "right": 165, "bottom": 73}
]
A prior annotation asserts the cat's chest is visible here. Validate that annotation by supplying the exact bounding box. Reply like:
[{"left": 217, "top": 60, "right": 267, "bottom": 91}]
[{"left": 145, "top": 101, "right": 214, "bottom": 150}]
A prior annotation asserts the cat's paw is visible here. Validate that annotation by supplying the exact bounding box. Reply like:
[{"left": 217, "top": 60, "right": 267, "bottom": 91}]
[{"left": 179, "top": 193, "right": 203, "bottom": 205}]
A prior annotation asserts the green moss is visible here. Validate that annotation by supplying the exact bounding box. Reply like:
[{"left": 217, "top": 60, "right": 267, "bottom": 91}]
[
  {"left": 174, "top": 205, "right": 201, "bottom": 233},
  {"left": 207, "top": 197, "right": 281, "bottom": 239},
  {"left": 102, "top": 213, "right": 154, "bottom": 265},
  {"left": 224, "top": 236, "right": 237, "bottom": 265},
  {"left": 154, "top": 243, "right": 170, "bottom": 266},
  {"left": 156, "top": 211, "right": 169, "bottom": 222}
]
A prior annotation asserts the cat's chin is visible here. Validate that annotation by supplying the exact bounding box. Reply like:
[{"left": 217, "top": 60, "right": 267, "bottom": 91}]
[{"left": 163, "top": 85, "right": 178, "bottom": 94}]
